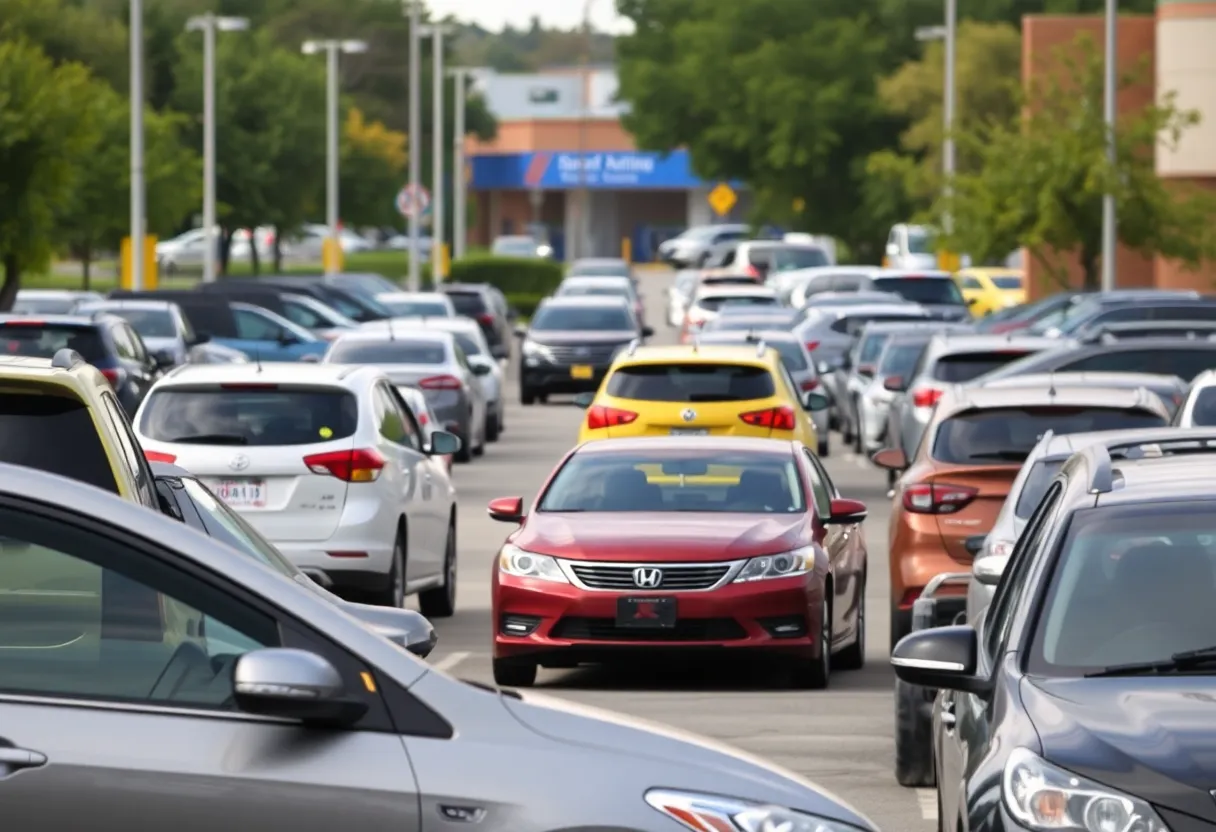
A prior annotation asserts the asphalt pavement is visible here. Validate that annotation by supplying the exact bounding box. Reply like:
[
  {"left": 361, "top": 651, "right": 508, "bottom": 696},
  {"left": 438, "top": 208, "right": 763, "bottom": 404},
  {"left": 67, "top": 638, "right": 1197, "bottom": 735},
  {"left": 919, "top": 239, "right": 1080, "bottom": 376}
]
[{"left": 414, "top": 268, "right": 934, "bottom": 832}]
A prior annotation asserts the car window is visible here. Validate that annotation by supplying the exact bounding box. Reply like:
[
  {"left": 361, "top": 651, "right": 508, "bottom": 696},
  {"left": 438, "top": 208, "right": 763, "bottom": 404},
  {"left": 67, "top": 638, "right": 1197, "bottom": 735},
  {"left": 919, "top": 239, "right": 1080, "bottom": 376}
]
[
  {"left": 800, "top": 449, "right": 833, "bottom": 517},
  {"left": 1188, "top": 387, "right": 1216, "bottom": 426},
  {"left": 385, "top": 386, "right": 424, "bottom": 450},
  {"left": 539, "top": 451, "right": 805, "bottom": 513},
  {"left": 373, "top": 384, "right": 410, "bottom": 446},
  {"left": 110, "top": 324, "right": 136, "bottom": 360},
  {"left": 872, "top": 277, "right": 963, "bottom": 305},
  {"left": 0, "top": 322, "right": 108, "bottom": 362},
  {"left": 451, "top": 332, "right": 485, "bottom": 357},
  {"left": 327, "top": 339, "right": 447, "bottom": 364},
  {"left": 178, "top": 476, "right": 298, "bottom": 579},
  {"left": 107, "top": 308, "right": 177, "bottom": 339},
  {"left": 992, "top": 276, "right": 1023, "bottom": 290},
  {"left": 101, "top": 392, "right": 156, "bottom": 508},
  {"left": 769, "top": 340, "right": 808, "bottom": 371},
  {"left": 930, "top": 350, "right": 1038, "bottom": 383},
  {"left": 931, "top": 406, "right": 1167, "bottom": 464},
  {"left": 379, "top": 298, "right": 453, "bottom": 318},
  {"left": 959, "top": 276, "right": 983, "bottom": 289},
  {"left": 1153, "top": 305, "right": 1216, "bottom": 321},
  {"left": 0, "top": 506, "right": 279, "bottom": 708},
  {"left": 444, "top": 291, "right": 488, "bottom": 316},
  {"left": 1014, "top": 458, "right": 1067, "bottom": 519},
  {"left": 0, "top": 392, "right": 118, "bottom": 492},
  {"left": 985, "top": 483, "right": 1061, "bottom": 660},
  {"left": 606, "top": 363, "right": 776, "bottom": 402},
  {"left": 858, "top": 333, "right": 891, "bottom": 365},
  {"left": 283, "top": 300, "right": 325, "bottom": 329},
  {"left": 830, "top": 314, "right": 922, "bottom": 334},
  {"left": 140, "top": 386, "right": 359, "bottom": 446},
  {"left": 695, "top": 295, "right": 778, "bottom": 312},
  {"left": 233, "top": 308, "right": 282, "bottom": 341},
  {"left": 879, "top": 341, "right": 927, "bottom": 377},
  {"left": 768, "top": 247, "right": 829, "bottom": 272},
  {"left": 530, "top": 305, "right": 634, "bottom": 331}
]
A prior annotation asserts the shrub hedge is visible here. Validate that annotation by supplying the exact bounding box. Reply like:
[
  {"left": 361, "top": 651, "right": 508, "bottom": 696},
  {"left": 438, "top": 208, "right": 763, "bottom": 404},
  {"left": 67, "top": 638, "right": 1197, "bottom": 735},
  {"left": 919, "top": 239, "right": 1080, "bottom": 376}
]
[
  {"left": 447, "top": 255, "right": 563, "bottom": 295},
  {"left": 503, "top": 291, "right": 547, "bottom": 319}
]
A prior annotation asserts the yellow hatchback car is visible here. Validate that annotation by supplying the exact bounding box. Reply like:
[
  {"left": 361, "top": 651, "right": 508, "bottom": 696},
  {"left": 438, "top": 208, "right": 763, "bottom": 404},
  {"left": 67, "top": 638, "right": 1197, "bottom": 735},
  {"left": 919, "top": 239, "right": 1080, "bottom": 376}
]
[
  {"left": 954, "top": 267, "right": 1026, "bottom": 317},
  {"left": 574, "top": 343, "right": 829, "bottom": 446}
]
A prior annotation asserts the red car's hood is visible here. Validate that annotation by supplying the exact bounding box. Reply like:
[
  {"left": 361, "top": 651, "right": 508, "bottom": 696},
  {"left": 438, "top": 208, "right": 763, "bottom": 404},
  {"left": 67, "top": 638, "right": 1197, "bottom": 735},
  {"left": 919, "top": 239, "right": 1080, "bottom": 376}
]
[{"left": 514, "top": 512, "right": 808, "bottom": 561}]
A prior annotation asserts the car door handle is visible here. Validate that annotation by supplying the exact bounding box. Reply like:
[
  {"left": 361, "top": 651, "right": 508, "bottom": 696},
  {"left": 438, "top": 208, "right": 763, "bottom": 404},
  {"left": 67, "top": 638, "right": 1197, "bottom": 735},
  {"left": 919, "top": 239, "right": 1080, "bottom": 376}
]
[
  {"left": 940, "top": 698, "right": 957, "bottom": 729},
  {"left": 0, "top": 746, "right": 48, "bottom": 771}
]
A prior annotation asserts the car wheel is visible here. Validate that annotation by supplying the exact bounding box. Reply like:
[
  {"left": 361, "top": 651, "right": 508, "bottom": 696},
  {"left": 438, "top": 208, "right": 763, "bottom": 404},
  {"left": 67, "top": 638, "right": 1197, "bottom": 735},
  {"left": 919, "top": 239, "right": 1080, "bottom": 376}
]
[
  {"left": 370, "top": 530, "right": 406, "bottom": 608},
  {"left": 538, "top": 393, "right": 549, "bottom": 404},
  {"left": 834, "top": 579, "right": 866, "bottom": 670},
  {"left": 473, "top": 417, "right": 487, "bottom": 456},
  {"left": 894, "top": 678, "right": 937, "bottom": 787},
  {"left": 497, "top": 402, "right": 506, "bottom": 434},
  {"left": 854, "top": 405, "right": 866, "bottom": 455},
  {"left": 492, "top": 657, "right": 537, "bottom": 687},
  {"left": 521, "top": 387, "right": 536, "bottom": 406},
  {"left": 454, "top": 420, "right": 474, "bottom": 463},
  {"left": 790, "top": 601, "right": 830, "bottom": 690},
  {"left": 419, "top": 520, "right": 456, "bottom": 618},
  {"left": 818, "top": 432, "right": 830, "bottom": 458},
  {"left": 486, "top": 409, "right": 501, "bottom": 442}
]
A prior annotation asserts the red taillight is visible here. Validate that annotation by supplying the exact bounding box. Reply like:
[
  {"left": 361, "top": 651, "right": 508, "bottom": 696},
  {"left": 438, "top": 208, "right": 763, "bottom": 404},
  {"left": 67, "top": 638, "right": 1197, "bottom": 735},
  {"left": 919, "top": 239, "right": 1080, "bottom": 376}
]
[
  {"left": 744, "top": 264, "right": 761, "bottom": 279},
  {"left": 586, "top": 405, "right": 638, "bottom": 430},
  {"left": 303, "top": 448, "right": 386, "bottom": 482},
  {"left": 740, "top": 405, "right": 797, "bottom": 431},
  {"left": 2, "top": 320, "right": 45, "bottom": 326},
  {"left": 220, "top": 383, "right": 278, "bottom": 390},
  {"left": 800, "top": 379, "right": 819, "bottom": 391},
  {"left": 899, "top": 588, "right": 922, "bottom": 610},
  {"left": 99, "top": 368, "right": 120, "bottom": 387},
  {"left": 476, "top": 313, "right": 494, "bottom": 326},
  {"left": 417, "top": 412, "right": 429, "bottom": 425},
  {"left": 911, "top": 387, "right": 942, "bottom": 408},
  {"left": 144, "top": 450, "right": 177, "bottom": 463},
  {"left": 901, "top": 482, "right": 978, "bottom": 515},
  {"left": 804, "top": 341, "right": 820, "bottom": 351},
  {"left": 419, "top": 375, "right": 462, "bottom": 390}
]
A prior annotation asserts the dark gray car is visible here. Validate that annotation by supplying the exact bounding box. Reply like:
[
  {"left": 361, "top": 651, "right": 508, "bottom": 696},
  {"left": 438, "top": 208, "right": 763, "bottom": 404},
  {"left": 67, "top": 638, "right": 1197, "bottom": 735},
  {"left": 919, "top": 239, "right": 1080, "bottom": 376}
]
[
  {"left": 0, "top": 463, "right": 881, "bottom": 832},
  {"left": 868, "top": 269, "right": 971, "bottom": 322}
]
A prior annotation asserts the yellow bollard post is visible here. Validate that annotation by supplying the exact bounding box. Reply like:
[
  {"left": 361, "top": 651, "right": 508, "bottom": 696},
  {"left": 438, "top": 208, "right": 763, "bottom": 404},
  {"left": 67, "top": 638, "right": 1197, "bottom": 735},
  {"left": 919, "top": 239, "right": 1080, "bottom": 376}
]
[
  {"left": 621, "top": 237, "right": 632, "bottom": 264},
  {"left": 321, "top": 237, "right": 344, "bottom": 274},
  {"left": 439, "top": 243, "right": 451, "bottom": 282},
  {"left": 144, "top": 236, "right": 159, "bottom": 289},
  {"left": 120, "top": 237, "right": 133, "bottom": 290}
]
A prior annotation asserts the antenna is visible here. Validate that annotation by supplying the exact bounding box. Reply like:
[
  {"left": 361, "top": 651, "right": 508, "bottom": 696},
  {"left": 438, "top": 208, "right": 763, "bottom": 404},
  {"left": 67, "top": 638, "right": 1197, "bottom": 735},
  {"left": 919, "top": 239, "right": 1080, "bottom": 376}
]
[
  {"left": 387, "top": 316, "right": 396, "bottom": 341},
  {"left": 1047, "top": 369, "right": 1056, "bottom": 397},
  {"left": 254, "top": 349, "right": 263, "bottom": 373}
]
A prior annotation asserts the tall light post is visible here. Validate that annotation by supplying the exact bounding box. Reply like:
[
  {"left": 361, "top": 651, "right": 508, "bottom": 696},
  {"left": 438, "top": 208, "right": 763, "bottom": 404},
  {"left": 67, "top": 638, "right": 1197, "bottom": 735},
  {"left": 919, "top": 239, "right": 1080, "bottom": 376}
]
[
  {"left": 1100, "top": 0, "right": 1118, "bottom": 291},
  {"left": 302, "top": 39, "right": 369, "bottom": 276},
  {"left": 130, "top": 0, "right": 145, "bottom": 290},
  {"left": 420, "top": 24, "right": 453, "bottom": 281},
  {"left": 574, "top": 0, "right": 597, "bottom": 261},
  {"left": 915, "top": 13, "right": 956, "bottom": 235},
  {"left": 404, "top": 2, "right": 423, "bottom": 290},
  {"left": 449, "top": 67, "right": 473, "bottom": 259},
  {"left": 186, "top": 13, "right": 249, "bottom": 283}
]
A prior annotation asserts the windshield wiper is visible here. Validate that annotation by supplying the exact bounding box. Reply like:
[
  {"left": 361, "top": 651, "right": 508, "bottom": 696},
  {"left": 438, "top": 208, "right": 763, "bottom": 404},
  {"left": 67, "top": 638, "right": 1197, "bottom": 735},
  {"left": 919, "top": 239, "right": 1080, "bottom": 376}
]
[
  {"left": 166, "top": 433, "right": 248, "bottom": 445},
  {"left": 963, "top": 451, "right": 1027, "bottom": 461},
  {"left": 1085, "top": 645, "right": 1216, "bottom": 678}
]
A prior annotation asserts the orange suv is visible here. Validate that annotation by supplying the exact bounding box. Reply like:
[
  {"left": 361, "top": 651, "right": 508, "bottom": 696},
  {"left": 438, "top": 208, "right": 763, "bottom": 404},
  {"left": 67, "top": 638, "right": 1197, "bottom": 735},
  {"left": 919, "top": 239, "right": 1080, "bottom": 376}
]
[{"left": 872, "top": 384, "right": 1169, "bottom": 650}]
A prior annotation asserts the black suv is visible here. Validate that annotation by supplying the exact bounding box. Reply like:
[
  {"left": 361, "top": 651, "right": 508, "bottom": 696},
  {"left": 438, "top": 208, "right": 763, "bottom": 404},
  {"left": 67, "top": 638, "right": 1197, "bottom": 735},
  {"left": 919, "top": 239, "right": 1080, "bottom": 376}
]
[
  {"left": 200, "top": 276, "right": 390, "bottom": 323},
  {"left": 893, "top": 428, "right": 1216, "bottom": 831},
  {"left": 440, "top": 283, "right": 513, "bottom": 360}
]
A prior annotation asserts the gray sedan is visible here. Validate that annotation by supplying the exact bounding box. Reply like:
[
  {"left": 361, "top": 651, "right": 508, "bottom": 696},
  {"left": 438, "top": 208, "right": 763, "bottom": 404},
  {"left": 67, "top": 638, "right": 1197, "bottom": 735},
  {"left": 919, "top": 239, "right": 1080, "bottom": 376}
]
[{"left": 0, "top": 463, "right": 880, "bottom": 832}]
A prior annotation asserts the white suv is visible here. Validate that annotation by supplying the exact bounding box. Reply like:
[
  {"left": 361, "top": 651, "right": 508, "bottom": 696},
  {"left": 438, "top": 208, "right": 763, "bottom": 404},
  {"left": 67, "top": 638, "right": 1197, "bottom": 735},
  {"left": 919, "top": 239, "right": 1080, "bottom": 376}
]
[{"left": 133, "top": 362, "right": 461, "bottom": 614}]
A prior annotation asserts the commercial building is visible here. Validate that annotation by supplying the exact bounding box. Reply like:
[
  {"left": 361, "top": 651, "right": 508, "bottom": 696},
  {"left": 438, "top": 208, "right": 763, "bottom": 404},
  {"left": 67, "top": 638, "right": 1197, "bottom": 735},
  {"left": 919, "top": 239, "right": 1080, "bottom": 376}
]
[
  {"left": 465, "top": 66, "right": 750, "bottom": 261},
  {"left": 1023, "top": 9, "right": 1216, "bottom": 296}
]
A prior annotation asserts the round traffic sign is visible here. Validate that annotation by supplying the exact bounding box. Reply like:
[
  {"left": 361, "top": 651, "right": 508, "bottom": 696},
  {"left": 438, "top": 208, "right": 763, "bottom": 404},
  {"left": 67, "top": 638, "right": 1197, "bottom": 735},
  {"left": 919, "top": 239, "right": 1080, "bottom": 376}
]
[{"left": 395, "top": 184, "right": 431, "bottom": 217}]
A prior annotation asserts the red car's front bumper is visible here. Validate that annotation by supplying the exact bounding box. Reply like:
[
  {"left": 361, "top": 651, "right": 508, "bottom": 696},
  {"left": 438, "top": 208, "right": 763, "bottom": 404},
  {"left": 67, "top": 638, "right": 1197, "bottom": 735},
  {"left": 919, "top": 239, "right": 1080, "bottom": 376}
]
[{"left": 492, "top": 569, "right": 825, "bottom": 664}]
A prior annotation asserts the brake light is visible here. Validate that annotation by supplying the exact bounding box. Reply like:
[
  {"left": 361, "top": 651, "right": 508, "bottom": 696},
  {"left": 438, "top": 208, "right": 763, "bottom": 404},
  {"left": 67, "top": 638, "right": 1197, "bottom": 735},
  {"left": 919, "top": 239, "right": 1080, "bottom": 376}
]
[
  {"left": 744, "top": 264, "right": 761, "bottom": 279},
  {"left": 304, "top": 448, "right": 385, "bottom": 482},
  {"left": 419, "top": 375, "right": 462, "bottom": 390},
  {"left": 899, "top": 588, "right": 922, "bottom": 610},
  {"left": 476, "top": 313, "right": 494, "bottom": 326},
  {"left": 740, "top": 405, "right": 797, "bottom": 431},
  {"left": 911, "top": 387, "right": 942, "bottom": 408},
  {"left": 586, "top": 405, "right": 638, "bottom": 430},
  {"left": 902, "top": 482, "right": 978, "bottom": 514},
  {"left": 417, "top": 412, "right": 429, "bottom": 425},
  {"left": 800, "top": 379, "right": 819, "bottom": 391},
  {"left": 2, "top": 320, "right": 44, "bottom": 326},
  {"left": 144, "top": 450, "right": 177, "bottom": 463},
  {"left": 99, "top": 368, "right": 121, "bottom": 387},
  {"left": 220, "top": 383, "right": 278, "bottom": 390},
  {"left": 804, "top": 341, "right": 819, "bottom": 351}
]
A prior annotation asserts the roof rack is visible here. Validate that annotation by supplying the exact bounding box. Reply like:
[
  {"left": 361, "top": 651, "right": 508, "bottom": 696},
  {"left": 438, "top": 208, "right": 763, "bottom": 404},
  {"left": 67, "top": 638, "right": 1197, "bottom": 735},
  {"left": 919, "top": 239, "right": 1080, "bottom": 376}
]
[
  {"left": 51, "top": 348, "right": 83, "bottom": 370},
  {"left": 1085, "top": 320, "right": 1216, "bottom": 344},
  {"left": 1087, "top": 428, "right": 1216, "bottom": 493},
  {"left": 755, "top": 339, "right": 767, "bottom": 357}
]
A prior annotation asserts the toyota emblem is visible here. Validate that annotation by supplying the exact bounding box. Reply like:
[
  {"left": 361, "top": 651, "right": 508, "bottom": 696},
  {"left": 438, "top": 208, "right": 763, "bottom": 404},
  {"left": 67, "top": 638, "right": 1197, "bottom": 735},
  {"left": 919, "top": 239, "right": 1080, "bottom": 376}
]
[
  {"left": 632, "top": 567, "right": 663, "bottom": 588},
  {"left": 228, "top": 453, "right": 250, "bottom": 472},
  {"left": 681, "top": 408, "right": 697, "bottom": 422}
]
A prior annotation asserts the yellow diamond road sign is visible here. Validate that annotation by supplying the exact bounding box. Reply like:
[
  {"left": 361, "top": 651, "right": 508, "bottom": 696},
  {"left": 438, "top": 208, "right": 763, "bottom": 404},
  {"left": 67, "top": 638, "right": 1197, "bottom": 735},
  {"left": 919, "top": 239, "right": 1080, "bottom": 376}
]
[{"left": 708, "top": 183, "right": 736, "bottom": 217}]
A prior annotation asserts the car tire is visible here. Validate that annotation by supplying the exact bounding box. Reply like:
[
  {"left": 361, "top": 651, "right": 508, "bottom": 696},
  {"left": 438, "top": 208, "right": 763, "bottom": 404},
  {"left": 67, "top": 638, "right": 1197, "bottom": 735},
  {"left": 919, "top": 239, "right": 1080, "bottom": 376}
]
[
  {"left": 818, "top": 433, "right": 830, "bottom": 457},
  {"left": 455, "top": 420, "right": 474, "bottom": 463},
  {"left": 473, "top": 418, "right": 487, "bottom": 456},
  {"left": 834, "top": 580, "right": 866, "bottom": 670},
  {"left": 790, "top": 601, "right": 830, "bottom": 690},
  {"left": 419, "top": 520, "right": 456, "bottom": 618},
  {"left": 370, "top": 529, "right": 406, "bottom": 608},
  {"left": 492, "top": 658, "right": 537, "bottom": 688},
  {"left": 894, "top": 678, "right": 936, "bottom": 787},
  {"left": 486, "top": 409, "right": 501, "bottom": 442},
  {"left": 854, "top": 405, "right": 866, "bottom": 455},
  {"left": 497, "top": 402, "right": 506, "bottom": 435},
  {"left": 521, "top": 388, "right": 536, "bottom": 406},
  {"left": 538, "top": 393, "right": 549, "bottom": 404}
]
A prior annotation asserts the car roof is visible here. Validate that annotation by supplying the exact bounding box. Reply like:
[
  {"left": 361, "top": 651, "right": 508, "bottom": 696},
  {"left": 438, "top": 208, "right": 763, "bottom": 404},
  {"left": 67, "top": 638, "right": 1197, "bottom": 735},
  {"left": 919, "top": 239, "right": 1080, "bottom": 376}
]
[
  {"left": 561, "top": 275, "right": 630, "bottom": 284},
  {"left": 821, "top": 304, "right": 928, "bottom": 318},
  {"left": 331, "top": 327, "right": 454, "bottom": 344},
  {"left": 0, "top": 313, "right": 100, "bottom": 326},
  {"left": 1034, "top": 425, "right": 1202, "bottom": 461},
  {"left": 16, "top": 289, "right": 97, "bottom": 298},
  {"left": 695, "top": 285, "right": 778, "bottom": 297},
  {"left": 617, "top": 344, "right": 775, "bottom": 367},
  {"left": 538, "top": 295, "right": 630, "bottom": 309},
  {"left": 957, "top": 267, "right": 1022, "bottom": 277},
  {"left": 369, "top": 316, "right": 479, "bottom": 334},
  {"left": 859, "top": 320, "right": 959, "bottom": 335},
  {"left": 923, "top": 334, "right": 1059, "bottom": 354},
  {"left": 576, "top": 435, "right": 798, "bottom": 456},
  {"left": 439, "top": 283, "right": 489, "bottom": 293},
  {"left": 699, "top": 329, "right": 799, "bottom": 344},
  {"left": 377, "top": 291, "right": 449, "bottom": 302},
  {"left": 983, "top": 371, "right": 1184, "bottom": 389},
  {"left": 872, "top": 269, "right": 952, "bottom": 279},
  {"left": 935, "top": 384, "right": 1156, "bottom": 416},
  {"left": 156, "top": 361, "right": 381, "bottom": 386},
  {"left": 77, "top": 299, "right": 176, "bottom": 311}
]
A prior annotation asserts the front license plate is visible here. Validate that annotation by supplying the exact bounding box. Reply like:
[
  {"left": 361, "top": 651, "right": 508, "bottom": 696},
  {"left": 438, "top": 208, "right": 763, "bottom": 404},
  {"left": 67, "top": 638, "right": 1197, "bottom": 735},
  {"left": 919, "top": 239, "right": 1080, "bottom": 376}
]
[
  {"left": 570, "top": 364, "right": 594, "bottom": 379},
  {"left": 213, "top": 479, "right": 267, "bottom": 508},
  {"left": 616, "top": 596, "right": 677, "bottom": 629},
  {"left": 669, "top": 428, "right": 709, "bottom": 436}
]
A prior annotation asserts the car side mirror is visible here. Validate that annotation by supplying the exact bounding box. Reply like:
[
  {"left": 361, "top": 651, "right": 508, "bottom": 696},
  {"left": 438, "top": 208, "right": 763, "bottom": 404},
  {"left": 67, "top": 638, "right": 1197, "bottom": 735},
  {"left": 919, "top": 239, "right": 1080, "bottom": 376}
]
[
  {"left": 883, "top": 375, "right": 906, "bottom": 393},
  {"left": 857, "top": 363, "right": 876, "bottom": 377},
  {"left": 278, "top": 331, "right": 299, "bottom": 345},
  {"left": 824, "top": 497, "right": 866, "bottom": 525},
  {"left": 802, "top": 391, "right": 829, "bottom": 411},
  {"left": 891, "top": 625, "right": 990, "bottom": 696},
  {"left": 964, "top": 535, "right": 987, "bottom": 556},
  {"left": 470, "top": 361, "right": 492, "bottom": 376},
  {"left": 426, "top": 430, "right": 461, "bottom": 456},
  {"left": 513, "top": 325, "right": 528, "bottom": 339},
  {"left": 641, "top": 325, "right": 655, "bottom": 338},
  {"left": 488, "top": 496, "right": 524, "bottom": 523},
  {"left": 974, "top": 555, "right": 1008, "bottom": 587},
  {"left": 152, "top": 349, "right": 176, "bottom": 368},
  {"left": 491, "top": 344, "right": 509, "bottom": 360},
  {"left": 871, "top": 447, "right": 908, "bottom": 470},
  {"left": 345, "top": 604, "right": 437, "bottom": 658},
  {"left": 232, "top": 648, "right": 368, "bottom": 726},
  {"left": 572, "top": 392, "right": 595, "bottom": 409}
]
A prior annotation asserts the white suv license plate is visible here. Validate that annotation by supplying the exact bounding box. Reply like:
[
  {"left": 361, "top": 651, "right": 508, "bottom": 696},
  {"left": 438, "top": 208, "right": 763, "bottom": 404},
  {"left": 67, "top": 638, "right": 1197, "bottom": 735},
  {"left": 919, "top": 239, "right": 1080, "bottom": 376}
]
[
  {"left": 213, "top": 479, "right": 267, "bottom": 508},
  {"left": 669, "top": 428, "right": 709, "bottom": 436}
]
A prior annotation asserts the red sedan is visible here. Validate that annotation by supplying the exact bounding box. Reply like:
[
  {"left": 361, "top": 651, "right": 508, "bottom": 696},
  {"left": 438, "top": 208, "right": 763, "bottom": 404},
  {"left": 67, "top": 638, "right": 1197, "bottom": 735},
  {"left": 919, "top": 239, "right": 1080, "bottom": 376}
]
[{"left": 487, "top": 436, "right": 869, "bottom": 689}]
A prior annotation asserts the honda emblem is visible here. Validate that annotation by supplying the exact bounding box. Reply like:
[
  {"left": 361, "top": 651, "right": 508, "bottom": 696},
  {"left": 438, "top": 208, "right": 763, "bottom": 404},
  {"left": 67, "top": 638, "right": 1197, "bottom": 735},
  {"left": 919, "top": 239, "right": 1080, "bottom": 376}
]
[{"left": 632, "top": 567, "right": 663, "bottom": 588}]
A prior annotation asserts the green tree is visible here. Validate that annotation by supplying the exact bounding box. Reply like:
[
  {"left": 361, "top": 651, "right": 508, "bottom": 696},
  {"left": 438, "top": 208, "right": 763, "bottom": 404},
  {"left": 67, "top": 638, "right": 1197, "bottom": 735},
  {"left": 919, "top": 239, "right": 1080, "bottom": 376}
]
[
  {"left": 939, "top": 34, "right": 1216, "bottom": 286},
  {"left": 57, "top": 83, "right": 201, "bottom": 286},
  {"left": 340, "top": 107, "right": 408, "bottom": 229},
  {"left": 0, "top": 0, "right": 128, "bottom": 90},
  {"left": 0, "top": 40, "right": 101, "bottom": 307}
]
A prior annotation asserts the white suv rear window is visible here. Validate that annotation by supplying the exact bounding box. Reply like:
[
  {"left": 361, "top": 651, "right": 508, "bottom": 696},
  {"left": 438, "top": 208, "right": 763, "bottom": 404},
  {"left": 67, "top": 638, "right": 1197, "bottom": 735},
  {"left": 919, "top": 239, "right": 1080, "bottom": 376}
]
[{"left": 140, "top": 386, "right": 358, "bottom": 446}]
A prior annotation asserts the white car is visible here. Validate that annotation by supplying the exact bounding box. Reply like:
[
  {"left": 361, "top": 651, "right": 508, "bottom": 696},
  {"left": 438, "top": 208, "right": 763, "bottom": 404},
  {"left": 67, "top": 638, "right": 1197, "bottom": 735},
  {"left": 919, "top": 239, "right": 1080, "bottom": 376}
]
[
  {"left": 1173, "top": 369, "right": 1216, "bottom": 427},
  {"left": 12, "top": 289, "right": 104, "bottom": 314},
  {"left": 374, "top": 292, "right": 456, "bottom": 319},
  {"left": 681, "top": 284, "right": 780, "bottom": 340},
  {"left": 133, "top": 362, "right": 461, "bottom": 614},
  {"left": 364, "top": 316, "right": 505, "bottom": 441},
  {"left": 666, "top": 270, "right": 699, "bottom": 328}
]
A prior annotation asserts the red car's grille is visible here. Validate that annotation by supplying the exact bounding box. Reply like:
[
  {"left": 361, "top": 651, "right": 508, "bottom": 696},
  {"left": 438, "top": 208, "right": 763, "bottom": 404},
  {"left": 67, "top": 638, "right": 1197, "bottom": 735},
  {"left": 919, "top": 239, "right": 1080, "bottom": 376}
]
[
  {"left": 550, "top": 617, "right": 747, "bottom": 642},
  {"left": 568, "top": 563, "right": 733, "bottom": 591}
]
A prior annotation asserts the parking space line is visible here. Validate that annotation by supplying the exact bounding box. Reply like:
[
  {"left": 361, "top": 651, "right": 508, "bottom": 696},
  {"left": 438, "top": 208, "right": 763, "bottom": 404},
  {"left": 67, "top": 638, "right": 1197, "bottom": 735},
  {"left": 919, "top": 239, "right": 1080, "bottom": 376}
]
[
  {"left": 432, "top": 651, "right": 471, "bottom": 673},
  {"left": 916, "top": 789, "right": 937, "bottom": 821}
]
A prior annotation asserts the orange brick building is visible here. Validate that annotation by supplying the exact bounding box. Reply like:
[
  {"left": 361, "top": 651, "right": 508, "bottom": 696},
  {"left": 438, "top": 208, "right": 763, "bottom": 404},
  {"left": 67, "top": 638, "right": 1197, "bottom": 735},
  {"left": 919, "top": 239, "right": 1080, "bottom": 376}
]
[{"left": 1023, "top": 8, "right": 1216, "bottom": 297}]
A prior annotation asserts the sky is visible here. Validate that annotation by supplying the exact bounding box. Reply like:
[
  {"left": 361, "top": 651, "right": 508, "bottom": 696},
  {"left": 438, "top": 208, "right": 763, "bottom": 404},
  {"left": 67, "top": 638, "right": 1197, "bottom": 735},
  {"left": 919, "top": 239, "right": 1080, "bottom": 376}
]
[{"left": 426, "top": 0, "right": 634, "bottom": 33}]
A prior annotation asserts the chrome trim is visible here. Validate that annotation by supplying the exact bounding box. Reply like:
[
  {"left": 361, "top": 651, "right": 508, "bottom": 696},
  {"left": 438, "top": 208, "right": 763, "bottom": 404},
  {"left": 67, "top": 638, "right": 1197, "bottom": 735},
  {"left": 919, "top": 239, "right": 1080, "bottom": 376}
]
[
  {"left": 890, "top": 656, "right": 966, "bottom": 672},
  {"left": 557, "top": 559, "right": 746, "bottom": 592},
  {"left": 0, "top": 692, "right": 296, "bottom": 723}
]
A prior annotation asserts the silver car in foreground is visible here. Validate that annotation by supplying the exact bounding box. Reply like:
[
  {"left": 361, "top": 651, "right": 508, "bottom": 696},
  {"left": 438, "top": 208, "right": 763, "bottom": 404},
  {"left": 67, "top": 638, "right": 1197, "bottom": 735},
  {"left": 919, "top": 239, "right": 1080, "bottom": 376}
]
[{"left": 0, "top": 464, "right": 880, "bottom": 832}]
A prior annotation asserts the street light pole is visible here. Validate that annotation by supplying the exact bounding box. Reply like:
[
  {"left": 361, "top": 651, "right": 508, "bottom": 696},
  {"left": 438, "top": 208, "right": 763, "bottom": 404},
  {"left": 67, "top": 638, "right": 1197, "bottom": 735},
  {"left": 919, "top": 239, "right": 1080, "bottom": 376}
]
[
  {"left": 449, "top": 67, "right": 471, "bottom": 259},
  {"left": 129, "top": 0, "right": 145, "bottom": 290},
  {"left": 406, "top": 0, "right": 422, "bottom": 292},
  {"left": 303, "top": 39, "right": 369, "bottom": 276},
  {"left": 187, "top": 14, "right": 249, "bottom": 284},
  {"left": 421, "top": 25, "right": 452, "bottom": 281},
  {"left": 1100, "top": 0, "right": 1118, "bottom": 291},
  {"left": 575, "top": 0, "right": 595, "bottom": 261},
  {"left": 943, "top": 0, "right": 957, "bottom": 236}
]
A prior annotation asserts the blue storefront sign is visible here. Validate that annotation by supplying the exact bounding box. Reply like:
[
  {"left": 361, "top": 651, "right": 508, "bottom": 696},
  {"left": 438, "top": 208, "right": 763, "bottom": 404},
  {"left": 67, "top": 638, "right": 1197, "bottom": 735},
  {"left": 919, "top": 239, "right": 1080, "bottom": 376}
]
[{"left": 471, "top": 150, "right": 709, "bottom": 190}]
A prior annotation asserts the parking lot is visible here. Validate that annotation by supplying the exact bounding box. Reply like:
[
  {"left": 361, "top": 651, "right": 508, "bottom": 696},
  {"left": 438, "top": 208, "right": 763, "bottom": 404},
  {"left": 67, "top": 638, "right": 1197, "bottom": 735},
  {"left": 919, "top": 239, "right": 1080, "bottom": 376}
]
[{"left": 424, "top": 268, "right": 932, "bottom": 832}]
